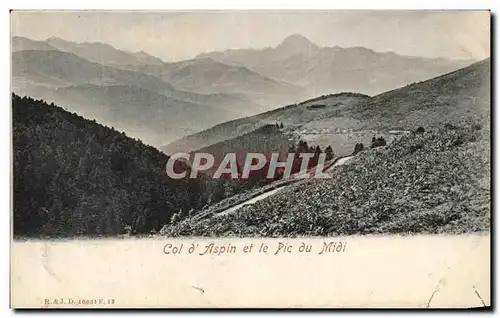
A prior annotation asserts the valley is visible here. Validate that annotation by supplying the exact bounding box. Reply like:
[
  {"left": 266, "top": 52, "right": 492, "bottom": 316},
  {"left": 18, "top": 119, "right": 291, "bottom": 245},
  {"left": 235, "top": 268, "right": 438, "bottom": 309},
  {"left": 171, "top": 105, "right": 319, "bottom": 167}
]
[{"left": 11, "top": 34, "right": 491, "bottom": 239}]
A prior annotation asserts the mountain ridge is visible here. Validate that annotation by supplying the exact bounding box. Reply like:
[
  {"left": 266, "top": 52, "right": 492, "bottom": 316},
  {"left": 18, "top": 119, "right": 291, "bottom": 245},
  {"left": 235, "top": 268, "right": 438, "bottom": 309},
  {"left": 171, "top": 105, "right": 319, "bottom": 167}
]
[
  {"left": 11, "top": 93, "right": 228, "bottom": 237},
  {"left": 196, "top": 34, "right": 475, "bottom": 96},
  {"left": 121, "top": 56, "right": 307, "bottom": 109},
  {"left": 12, "top": 49, "right": 255, "bottom": 145}
]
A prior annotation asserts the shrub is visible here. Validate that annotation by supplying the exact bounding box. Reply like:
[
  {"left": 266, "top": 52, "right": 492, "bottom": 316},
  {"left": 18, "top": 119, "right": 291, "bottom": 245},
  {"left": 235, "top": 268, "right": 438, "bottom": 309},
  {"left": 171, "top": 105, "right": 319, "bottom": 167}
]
[
  {"left": 325, "top": 146, "right": 334, "bottom": 161},
  {"left": 352, "top": 143, "right": 365, "bottom": 155},
  {"left": 371, "top": 137, "right": 387, "bottom": 148}
]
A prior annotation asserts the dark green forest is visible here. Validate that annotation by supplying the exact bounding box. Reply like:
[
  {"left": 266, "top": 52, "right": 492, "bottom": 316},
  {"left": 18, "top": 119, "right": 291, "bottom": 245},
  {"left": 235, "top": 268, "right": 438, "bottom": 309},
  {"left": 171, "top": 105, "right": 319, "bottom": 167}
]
[
  {"left": 12, "top": 94, "right": 221, "bottom": 238},
  {"left": 12, "top": 94, "right": 331, "bottom": 238}
]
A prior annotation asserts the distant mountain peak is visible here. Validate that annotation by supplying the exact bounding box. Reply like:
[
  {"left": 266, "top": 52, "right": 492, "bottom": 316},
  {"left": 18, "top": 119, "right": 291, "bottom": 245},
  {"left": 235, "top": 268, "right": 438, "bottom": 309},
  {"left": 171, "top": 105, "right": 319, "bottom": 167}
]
[
  {"left": 47, "top": 37, "right": 109, "bottom": 49},
  {"left": 277, "top": 34, "right": 318, "bottom": 51},
  {"left": 46, "top": 36, "right": 70, "bottom": 43},
  {"left": 134, "top": 50, "right": 151, "bottom": 57}
]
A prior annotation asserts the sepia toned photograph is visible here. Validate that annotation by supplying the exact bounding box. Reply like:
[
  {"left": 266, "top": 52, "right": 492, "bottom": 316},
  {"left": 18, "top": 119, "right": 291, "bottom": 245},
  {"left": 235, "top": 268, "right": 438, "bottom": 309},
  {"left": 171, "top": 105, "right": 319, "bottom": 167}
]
[{"left": 10, "top": 10, "right": 491, "bottom": 308}]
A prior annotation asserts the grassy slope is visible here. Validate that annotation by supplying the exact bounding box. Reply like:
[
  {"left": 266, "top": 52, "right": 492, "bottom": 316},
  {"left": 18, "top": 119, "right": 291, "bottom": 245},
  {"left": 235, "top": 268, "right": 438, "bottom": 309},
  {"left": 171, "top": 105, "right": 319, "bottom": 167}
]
[
  {"left": 162, "top": 93, "right": 370, "bottom": 154},
  {"left": 351, "top": 58, "right": 491, "bottom": 130},
  {"left": 163, "top": 121, "right": 490, "bottom": 237}
]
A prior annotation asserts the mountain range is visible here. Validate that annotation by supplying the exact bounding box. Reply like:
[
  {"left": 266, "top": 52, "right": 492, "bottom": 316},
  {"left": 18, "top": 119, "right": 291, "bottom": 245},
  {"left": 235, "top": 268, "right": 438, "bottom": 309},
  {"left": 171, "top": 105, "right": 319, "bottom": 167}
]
[
  {"left": 163, "top": 58, "right": 490, "bottom": 156},
  {"left": 122, "top": 57, "right": 305, "bottom": 108},
  {"left": 198, "top": 34, "right": 474, "bottom": 96},
  {"left": 12, "top": 49, "right": 250, "bottom": 144},
  {"left": 12, "top": 36, "right": 164, "bottom": 66},
  {"left": 12, "top": 34, "right": 474, "bottom": 146}
]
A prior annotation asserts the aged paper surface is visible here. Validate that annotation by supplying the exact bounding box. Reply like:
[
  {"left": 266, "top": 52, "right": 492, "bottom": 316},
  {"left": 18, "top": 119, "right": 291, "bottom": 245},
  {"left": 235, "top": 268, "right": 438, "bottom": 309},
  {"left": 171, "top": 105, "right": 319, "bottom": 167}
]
[
  {"left": 12, "top": 236, "right": 490, "bottom": 308},
  {"left": 10, "top": 10, "right": 491, "bottom": 308}
]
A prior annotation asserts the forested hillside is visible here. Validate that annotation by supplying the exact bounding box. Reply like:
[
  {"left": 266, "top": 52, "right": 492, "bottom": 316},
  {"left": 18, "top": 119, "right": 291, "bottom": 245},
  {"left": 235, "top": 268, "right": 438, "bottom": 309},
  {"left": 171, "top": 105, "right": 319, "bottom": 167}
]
[
  {"left": 186, "top": 124, "right": 332, "bottom": 195},
  {"left": 12, "top": 94, "right": 220, "bottom": 238},
  {"left": 12, "top": 94, "right": 337, "bottom": 238},
  {"left": 194, "top": 125, "right": 291, "bottom": 170}
]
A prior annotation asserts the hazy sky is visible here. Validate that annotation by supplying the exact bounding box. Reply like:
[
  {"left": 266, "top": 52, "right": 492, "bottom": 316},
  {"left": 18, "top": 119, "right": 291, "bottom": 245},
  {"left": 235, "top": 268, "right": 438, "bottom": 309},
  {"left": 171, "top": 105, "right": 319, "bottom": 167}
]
[{"left": 11, "top": 10, "right": 490, "bottom": 62}]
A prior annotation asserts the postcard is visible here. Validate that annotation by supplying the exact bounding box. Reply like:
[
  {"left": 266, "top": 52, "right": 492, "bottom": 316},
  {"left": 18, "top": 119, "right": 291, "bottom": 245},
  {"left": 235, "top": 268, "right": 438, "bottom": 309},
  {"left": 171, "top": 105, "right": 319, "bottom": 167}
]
[{"left": 10, "top": 10, "right": 491, "bottom": 308}]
